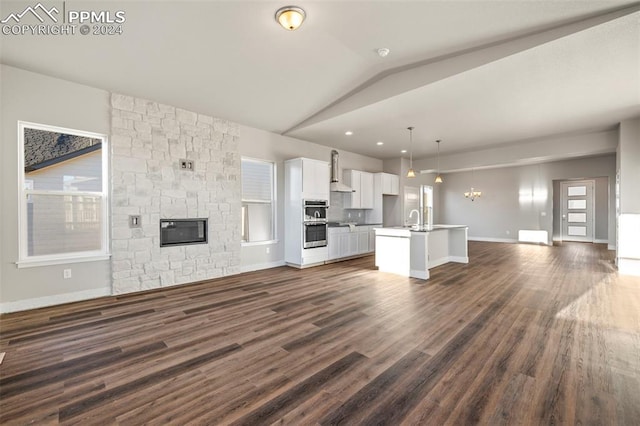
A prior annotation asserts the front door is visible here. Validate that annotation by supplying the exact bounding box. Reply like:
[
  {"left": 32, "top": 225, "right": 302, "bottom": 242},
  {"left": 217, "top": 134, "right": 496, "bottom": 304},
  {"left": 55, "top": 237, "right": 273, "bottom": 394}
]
[{"left": 561, "top": 180, "right": 594, "bottom": 242}]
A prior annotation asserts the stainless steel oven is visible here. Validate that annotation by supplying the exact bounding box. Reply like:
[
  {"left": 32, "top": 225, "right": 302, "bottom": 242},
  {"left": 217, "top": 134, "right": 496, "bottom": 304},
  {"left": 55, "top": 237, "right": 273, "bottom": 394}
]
[
  {"left": 303, "top": 221, "right": 328, "bottom": 248},
  {"left": 304, "top": 199, "right": 329, "bottom": 222},
  {"left": 303, "top": 200, "right": 328, "bottom": 249}
]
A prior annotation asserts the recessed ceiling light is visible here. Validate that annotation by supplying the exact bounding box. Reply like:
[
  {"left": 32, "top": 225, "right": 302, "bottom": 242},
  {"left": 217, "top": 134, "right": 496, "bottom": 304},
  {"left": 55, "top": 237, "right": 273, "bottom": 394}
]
[
  {"left": 401, "top": 149, "right": 407, "bottom": 153},
  {"left": 376, "top": 141, "right": 384, "bottom": 146},
  {"left": 345, "top": 131, "right": 353, "bottom": 136}
]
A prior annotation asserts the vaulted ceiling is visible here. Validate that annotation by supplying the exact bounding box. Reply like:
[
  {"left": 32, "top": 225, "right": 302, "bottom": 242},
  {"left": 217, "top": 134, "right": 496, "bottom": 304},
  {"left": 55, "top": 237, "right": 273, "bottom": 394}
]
[{"left": 1, "top": 1, "right": 638, "bottom": 160}]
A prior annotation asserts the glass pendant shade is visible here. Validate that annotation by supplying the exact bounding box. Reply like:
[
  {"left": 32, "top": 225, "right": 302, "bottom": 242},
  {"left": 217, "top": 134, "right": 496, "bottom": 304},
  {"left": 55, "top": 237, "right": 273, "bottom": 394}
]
[
  {"left": 435, "top": 139, "right": 443, "bottom": 183},
  {"left": 406, "top": 126, "right": 415, "bottom": 178}
]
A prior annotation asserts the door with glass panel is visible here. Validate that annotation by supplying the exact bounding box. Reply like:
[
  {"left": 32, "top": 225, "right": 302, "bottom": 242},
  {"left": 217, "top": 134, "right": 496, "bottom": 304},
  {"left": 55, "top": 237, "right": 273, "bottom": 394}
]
[{"left": 561, "top": 180, "right": 594, "bottom": 242}]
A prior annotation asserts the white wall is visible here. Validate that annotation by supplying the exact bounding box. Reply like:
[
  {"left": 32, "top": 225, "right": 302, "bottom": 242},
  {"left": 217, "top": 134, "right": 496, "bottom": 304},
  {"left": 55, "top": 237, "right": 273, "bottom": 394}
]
[
  {"left": 0, "top": 65, "right": 383, "bottom": 309},
  {"left": 439, "top": 155, "right": 616, "bottom": 246},
  {"left": 617, "top": 117, "right": 640, "bottom": 275},
  {"left": 619, "top": 118, "right": 640, "bottom": 213},
  {"left": 238, "top": 125, "right": 383, "bottom": 272},
  {"left": 0, "top": 65, "right": 112, "bottom": 311}
]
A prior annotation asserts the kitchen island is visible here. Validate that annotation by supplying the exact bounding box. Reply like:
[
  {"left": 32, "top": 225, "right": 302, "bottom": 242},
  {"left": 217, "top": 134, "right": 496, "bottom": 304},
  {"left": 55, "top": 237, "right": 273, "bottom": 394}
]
[{"left": 374, "top": 225, "right": 468, "bottom": 280}]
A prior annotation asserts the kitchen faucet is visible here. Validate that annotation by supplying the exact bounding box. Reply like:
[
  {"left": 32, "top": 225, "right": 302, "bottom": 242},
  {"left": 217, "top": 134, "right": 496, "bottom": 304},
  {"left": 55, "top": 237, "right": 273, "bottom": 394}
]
[{"left": 408, "top": 209, "right": 420, "bottom": 225}]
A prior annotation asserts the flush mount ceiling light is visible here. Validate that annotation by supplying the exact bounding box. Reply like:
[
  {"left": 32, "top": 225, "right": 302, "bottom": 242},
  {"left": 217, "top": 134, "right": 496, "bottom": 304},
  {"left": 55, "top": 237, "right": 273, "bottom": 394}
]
[
  {"left": 406, "top": 126, "right": 416, "bottom": 178},
  {"left": 435, "top": 139, "right": 443, "bottom": 184},
  {"left": 376, "top": 141, "right": 384, "bottom": 146},
  {"left": 344, "top": 131, "right": 353, "bottom": 136},
  {"left": 275, "top": 6, "right": 306, "bottom": 31}
]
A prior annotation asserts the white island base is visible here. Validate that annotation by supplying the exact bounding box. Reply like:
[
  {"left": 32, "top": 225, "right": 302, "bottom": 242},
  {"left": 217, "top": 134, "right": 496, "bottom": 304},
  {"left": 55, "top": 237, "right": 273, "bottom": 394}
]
[{"left": 374, "top": 225, "right": 469, "bottom": 280}]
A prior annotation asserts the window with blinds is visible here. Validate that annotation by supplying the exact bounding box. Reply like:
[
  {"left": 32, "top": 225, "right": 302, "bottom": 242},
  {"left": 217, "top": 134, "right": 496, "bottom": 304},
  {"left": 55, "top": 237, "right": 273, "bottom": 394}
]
[
  {"left": 241, "top": 158, "right": 275, "bottom": 243},
  {"left": 17, "top": 122, "right": 109, "bottom": 267}
]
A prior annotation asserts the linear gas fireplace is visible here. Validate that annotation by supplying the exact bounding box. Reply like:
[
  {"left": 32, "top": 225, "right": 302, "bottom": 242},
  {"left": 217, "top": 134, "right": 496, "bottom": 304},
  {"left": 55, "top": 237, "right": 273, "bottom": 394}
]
[{"left": 160, "top": 219, "right": 208, "bottom": 247}]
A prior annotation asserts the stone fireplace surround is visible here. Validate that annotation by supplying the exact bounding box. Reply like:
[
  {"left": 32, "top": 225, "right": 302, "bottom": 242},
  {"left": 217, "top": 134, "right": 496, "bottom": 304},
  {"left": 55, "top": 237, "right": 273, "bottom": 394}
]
[{"left": 110, "top": 94, "right": 241, "bottom": 294}]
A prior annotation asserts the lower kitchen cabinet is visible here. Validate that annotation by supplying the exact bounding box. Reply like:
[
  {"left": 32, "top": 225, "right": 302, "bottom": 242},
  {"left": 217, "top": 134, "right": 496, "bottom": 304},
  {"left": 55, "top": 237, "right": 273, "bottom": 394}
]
[{"left": 327, "top": 225, "right": 375, "bottom": 261}]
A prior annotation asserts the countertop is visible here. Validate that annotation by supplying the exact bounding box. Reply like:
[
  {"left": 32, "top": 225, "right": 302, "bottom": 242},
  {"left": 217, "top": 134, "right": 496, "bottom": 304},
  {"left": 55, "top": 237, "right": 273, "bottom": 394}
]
[
  {"left": 327, "top": 222, "right": 382, "bottom": 228},
  {"left": 374, "top": 225, "right": 468, "bottom": 236}
]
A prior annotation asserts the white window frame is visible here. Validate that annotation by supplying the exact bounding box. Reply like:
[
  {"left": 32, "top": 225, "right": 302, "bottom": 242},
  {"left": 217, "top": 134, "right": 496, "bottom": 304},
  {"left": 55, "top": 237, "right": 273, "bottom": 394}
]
[
  {"left": 16, "top": 121, "right": 110, "bottom": 268},
  {"left": 241, "top": 156, "right": 277, "bottom": 246}
]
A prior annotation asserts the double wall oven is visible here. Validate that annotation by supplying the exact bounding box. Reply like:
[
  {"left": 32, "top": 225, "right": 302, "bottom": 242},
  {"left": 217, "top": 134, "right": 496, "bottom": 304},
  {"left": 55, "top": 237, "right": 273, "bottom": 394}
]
[{"left": 303, "top": 200, "right": 328, "bottom": 248}]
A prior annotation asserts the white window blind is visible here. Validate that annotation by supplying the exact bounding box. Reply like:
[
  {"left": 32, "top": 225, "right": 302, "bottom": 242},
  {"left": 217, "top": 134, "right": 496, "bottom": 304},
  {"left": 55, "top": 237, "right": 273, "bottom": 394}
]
[
  {"left": 242, "top": 159, "right": 273, "bottom": 202},
  {"left": 241, "top": 158, "right": 275, "bottom": 243}
]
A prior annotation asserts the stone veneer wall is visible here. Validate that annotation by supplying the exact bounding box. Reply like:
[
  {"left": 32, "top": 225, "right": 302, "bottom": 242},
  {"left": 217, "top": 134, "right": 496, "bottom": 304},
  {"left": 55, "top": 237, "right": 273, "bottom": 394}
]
[{"left": 110, "top": 93, "right": 241, "bottom": 294}]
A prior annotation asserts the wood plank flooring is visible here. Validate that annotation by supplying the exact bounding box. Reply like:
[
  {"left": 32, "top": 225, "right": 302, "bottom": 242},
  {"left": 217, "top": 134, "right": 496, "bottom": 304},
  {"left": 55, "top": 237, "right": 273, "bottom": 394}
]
[{"left": 1, "top": 241, "right": 639, "bottom": 425}]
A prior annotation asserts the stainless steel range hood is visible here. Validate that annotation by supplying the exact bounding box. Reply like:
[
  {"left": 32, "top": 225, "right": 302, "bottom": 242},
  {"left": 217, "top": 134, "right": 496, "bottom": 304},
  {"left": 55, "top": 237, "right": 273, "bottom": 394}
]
[{"left": 330, "top": 150, "right": 354, "bottom": 192}]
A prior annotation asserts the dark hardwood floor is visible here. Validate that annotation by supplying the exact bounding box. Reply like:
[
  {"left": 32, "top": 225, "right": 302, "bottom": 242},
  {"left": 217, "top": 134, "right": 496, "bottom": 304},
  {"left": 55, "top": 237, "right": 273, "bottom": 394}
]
[{"left": 1, "top": 241, "right": 639, "bottom": 425}]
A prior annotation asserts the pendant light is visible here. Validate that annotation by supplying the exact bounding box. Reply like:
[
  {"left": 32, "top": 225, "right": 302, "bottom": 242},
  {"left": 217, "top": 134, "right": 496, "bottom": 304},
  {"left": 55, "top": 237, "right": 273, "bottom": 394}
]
[
  {"left": 434, "top": 139, "right": 443, "bottom": 183},
  {"left": 406, "top": 126, "right": 416, "bottom": 178},
  {"left": 275, "top": 6, "right": 306, "bottom": 31}
]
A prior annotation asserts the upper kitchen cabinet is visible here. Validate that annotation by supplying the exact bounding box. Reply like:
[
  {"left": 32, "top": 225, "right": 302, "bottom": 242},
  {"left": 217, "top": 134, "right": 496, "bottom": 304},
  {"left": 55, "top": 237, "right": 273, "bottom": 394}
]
[
  {"left": 286, "top": 158, "right": 330, "bottom": 201},
  {"left": 378, "top": 172, "right": 400, "bottom": 195},
  {"left": 343, "top": 170, "right": 374, "bottom": 209}
]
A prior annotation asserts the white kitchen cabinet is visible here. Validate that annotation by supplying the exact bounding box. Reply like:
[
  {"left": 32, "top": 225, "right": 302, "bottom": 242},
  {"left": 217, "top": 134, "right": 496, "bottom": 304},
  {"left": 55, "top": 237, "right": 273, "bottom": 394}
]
[
  {"left": 379, "top": 172, "right": 399, "bottom": 195},
  {"left": 369, "top": 227, "right": 376, "bottom": 252},
  {"left": 343, "top": 170, "right": 374, "bottom": 209},
  {"left": 301, "top": 158, "right": 330, "bottom": 201},
  {"left": 360, "top": 172, "right": 374, "bottom": 208},
  {"left": 328, "top": 225, "right": 374, "bottom": 260},
  {"left": 328, "top": 227, "right": 343, "bottom": 260},
  {"left": 358, "top": 227, "right": 370, "bottom": 253},
  {"left": 340, "top": 232, "right": 358, "bottom": 257},
  {"left": 284, "top": 158, "right": 330, "bottom": 268}
]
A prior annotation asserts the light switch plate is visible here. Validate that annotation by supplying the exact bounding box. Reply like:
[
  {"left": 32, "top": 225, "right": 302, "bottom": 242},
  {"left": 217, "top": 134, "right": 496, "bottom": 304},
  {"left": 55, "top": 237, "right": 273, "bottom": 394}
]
[{"left": 129, "top": 215, "right": 142, "bottom": 228}]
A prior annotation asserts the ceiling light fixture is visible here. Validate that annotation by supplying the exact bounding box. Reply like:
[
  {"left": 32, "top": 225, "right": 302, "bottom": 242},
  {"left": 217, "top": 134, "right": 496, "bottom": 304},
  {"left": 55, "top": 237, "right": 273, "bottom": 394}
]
[
  {"left": 345, "top": 131, "right": 353, "bottom": 136},
  {"left": 435, "top": 139, "right": 443, "bottom": 184},
  {"left": 376, "top": 141, "right": 384, "bottom": 146},
  {"left": 464, "top": 169, "right": 482, "bottom": 201},
  {"left": 275, "top": 6, "right": 306, "bottom": 31},
  {"left": 401, "top": 149, "right": 407, "bottom": 154},
  {"left": 406, "top": 126, "right": 416, "bottom": 178}
]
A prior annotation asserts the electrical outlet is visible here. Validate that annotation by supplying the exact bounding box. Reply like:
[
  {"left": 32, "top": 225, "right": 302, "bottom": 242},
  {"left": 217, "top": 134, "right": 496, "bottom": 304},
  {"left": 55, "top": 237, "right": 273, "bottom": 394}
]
[
  {"left": 506, "top": 230, "right": 510, "bottom": 235},
  {"left": 347, "top": 212, "right": 351, "bottom": 218},
  {"left": 63, "top": 269, "right": 72, "bottom": 279},
  {"left": 358, "top": 212, "right": 362, "bottom": 218},
  {"left": 266, "top": 247, "right": 270, "bottom": 254}
]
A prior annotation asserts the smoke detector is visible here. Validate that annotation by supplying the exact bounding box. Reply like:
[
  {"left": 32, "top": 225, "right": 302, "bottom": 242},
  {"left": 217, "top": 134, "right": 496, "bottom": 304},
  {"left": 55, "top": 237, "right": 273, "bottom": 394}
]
[{"left": 377, "top": 48, "right": 390, "bottom": 57}]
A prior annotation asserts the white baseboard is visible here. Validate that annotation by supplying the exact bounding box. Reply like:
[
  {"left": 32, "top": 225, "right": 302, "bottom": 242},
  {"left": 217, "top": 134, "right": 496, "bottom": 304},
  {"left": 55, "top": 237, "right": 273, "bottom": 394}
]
[
  {"left": 449, "top": 256, "right": 469, "bottom": 264},
  {"left": 240, "top": 260, "right": 286, "bottom": 273},
  {"left": 594, "top": 239, "right": 609, "bottom": 244},
  {"left": 410, "top": 268, "right": 429, "bottom": 280},
  {"left": 0, "top": 287, "right": 111, "bottom": 314},
  {"left": 608, "top": 244, "right": 616, "bottom": 251},
  {"left": 468, "top": 236, "right": 518, "bottom": 244}
]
